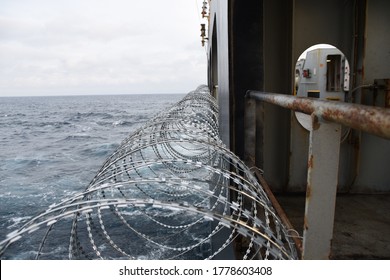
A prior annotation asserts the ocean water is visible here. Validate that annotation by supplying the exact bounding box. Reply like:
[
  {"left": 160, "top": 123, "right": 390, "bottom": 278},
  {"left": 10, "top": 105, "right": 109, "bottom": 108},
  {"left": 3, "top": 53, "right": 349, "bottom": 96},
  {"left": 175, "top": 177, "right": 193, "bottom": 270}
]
[{"left": 0, "top": 94, "right": 185, "bottom": 255}]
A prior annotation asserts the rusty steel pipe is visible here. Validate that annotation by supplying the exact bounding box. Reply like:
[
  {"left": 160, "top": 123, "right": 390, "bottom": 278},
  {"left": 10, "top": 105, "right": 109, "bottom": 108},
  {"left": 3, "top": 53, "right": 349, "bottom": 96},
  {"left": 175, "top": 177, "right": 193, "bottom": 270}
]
[{"left": 247, "top": 91, "right": 390, "bottom": 140}]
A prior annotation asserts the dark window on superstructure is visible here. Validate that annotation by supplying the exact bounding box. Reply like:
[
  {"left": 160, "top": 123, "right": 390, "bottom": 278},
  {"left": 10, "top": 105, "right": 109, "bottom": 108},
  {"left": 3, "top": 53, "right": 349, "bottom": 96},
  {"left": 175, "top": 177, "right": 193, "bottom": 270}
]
[{"left": 326, "top": 54, "right": 342, "bottom": 91}]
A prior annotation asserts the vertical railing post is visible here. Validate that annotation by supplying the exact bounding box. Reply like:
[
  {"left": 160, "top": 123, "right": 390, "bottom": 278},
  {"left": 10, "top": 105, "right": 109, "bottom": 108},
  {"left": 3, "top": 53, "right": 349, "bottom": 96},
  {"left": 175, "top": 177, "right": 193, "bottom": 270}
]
[{"left": 302, "top": 114, "right": 342, "bottom": 259}]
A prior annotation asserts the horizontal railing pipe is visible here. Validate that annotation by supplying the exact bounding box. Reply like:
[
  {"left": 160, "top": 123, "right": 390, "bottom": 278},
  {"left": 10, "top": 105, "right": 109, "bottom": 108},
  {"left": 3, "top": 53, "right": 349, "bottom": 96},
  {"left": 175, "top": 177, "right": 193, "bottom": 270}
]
[{"left": 246, "top": 91, "right": 390, "bottom": 140}]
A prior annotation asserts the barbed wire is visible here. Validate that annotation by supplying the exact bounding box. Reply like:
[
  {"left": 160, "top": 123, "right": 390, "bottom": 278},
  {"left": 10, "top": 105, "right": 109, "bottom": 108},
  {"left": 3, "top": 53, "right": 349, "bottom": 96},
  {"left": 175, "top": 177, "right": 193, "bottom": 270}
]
[{"left": 0, "top": 85, "right": 298, "bottom": 260}]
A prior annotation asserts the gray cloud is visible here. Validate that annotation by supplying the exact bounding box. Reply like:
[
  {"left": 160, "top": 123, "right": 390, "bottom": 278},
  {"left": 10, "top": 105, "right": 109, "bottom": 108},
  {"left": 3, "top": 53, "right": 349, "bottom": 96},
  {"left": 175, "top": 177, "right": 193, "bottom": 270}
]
[{"left": 0, "top": 0, "right": 207, "bottom": 96}]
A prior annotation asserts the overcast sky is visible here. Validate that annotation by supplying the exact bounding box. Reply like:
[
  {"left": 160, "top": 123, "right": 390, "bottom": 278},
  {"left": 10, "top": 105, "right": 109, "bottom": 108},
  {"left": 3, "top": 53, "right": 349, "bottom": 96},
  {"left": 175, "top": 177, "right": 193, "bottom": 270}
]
[{"left": 0, "top": 0, "right": 208, "bottom": 96}]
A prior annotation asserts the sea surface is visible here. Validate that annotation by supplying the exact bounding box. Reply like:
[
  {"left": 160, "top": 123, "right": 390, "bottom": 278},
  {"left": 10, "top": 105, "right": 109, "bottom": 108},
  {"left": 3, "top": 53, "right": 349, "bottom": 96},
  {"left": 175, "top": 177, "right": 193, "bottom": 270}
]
[{"left": 0, "top": 93, "right": 185, "bottom": 257}]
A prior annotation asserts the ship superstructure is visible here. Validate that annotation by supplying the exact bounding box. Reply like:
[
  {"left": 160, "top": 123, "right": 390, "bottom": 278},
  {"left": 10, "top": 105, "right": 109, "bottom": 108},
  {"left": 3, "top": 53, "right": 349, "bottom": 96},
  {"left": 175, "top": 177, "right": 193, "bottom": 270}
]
[{"left": 205, "top": 0, "right": 390, "bottom": 259}]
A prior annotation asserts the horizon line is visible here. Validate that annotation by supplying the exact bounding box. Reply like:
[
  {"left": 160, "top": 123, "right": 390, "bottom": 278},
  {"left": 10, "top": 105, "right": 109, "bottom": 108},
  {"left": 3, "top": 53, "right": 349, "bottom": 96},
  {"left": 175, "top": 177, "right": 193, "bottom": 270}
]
[{"left": 0, "top": 92, "right": 188, "bottom": 98}]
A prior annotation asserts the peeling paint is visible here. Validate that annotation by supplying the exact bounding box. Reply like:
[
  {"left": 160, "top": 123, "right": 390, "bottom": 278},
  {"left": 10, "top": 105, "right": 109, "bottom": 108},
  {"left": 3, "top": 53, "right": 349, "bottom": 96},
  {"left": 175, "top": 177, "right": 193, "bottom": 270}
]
[
  {"left": 308, "top": 154, "right": 314, "bottom": 169},
  {"left": 311, "top": 114, "right": 321, "bottom": 130}
]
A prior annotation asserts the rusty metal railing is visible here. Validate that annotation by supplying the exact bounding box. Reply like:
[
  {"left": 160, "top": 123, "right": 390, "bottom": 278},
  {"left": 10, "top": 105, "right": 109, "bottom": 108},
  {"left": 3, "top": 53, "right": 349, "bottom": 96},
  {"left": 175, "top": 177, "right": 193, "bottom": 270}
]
[
  {"left": 246, "top": 90, "right": 390, "bottom": 259},
  {"left": 246, "top": 91, "right": 390, "bottom": 140}
]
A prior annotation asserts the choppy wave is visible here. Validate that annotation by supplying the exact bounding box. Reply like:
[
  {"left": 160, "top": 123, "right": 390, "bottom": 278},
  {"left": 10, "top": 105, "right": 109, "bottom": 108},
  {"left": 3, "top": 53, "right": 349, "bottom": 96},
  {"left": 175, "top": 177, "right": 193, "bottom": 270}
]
[
  {"left": 80, "top": 143, "right": 119, "bottom": 157},
  {"left": 70, "top": 112, "right": 115, "bottom": 120},
  {"left": 0, "top": 93, "right": 185, "bottom": 259},
  {"left": 61, "top": 135, "right": 103, "bottom": 141},
  {"left": 0, "top": 89, "right": 298, "bottom": 260}
]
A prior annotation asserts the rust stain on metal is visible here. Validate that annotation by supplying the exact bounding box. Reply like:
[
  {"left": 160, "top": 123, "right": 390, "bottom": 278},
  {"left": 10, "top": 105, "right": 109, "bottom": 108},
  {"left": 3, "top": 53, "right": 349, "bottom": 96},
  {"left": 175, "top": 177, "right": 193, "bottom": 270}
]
[
  {"left": 308, "top": 154, "right": 314, "bottom": 169},
  {"left": 247, "top": 163, "right": 303, "bottom": 258},
  {"left": 311, "top": 114, "right": 320, "bottom": 130},
  {"left": 321, "top": 105, "right": 390, "bottom": 139},
  {"left": 303, "top": 216, "right": 309, "bottom": 231},
  {"left": 307, "top": 155, "right": 313, "bottom": 199},
  {"left": 292, "top": 98, "right": 315, "bottom": 115},
  {"left": 306, "top": 184, "right": 312, "bottom": 200}
]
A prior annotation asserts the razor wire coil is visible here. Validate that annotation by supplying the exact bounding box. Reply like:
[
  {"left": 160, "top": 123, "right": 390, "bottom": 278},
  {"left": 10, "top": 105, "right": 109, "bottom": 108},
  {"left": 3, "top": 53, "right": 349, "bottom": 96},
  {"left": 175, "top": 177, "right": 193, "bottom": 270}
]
[{"left": 0, "top": 85, "right": 298, "bottom": 260}]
